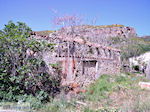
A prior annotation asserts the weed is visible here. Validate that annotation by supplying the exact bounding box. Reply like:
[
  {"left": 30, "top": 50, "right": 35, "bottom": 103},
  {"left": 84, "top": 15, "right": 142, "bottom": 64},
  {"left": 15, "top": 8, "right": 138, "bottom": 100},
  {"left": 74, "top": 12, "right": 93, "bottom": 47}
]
[{"left": 85, "top": 75, "right": 113, "bottom": 101}]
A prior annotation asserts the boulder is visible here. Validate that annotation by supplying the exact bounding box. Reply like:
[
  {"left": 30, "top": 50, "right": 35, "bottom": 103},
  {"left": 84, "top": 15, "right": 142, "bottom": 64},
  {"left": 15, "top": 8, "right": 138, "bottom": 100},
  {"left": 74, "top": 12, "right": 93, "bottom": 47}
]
[
  {"left": 139, "top": 82, "right": 150, "bottom": 90},
  {"left": 129, "top": 52, "right": 150, "bottom": 73},
  {"left": 146, "top": 61, "right": 150, "bottom": 79}
]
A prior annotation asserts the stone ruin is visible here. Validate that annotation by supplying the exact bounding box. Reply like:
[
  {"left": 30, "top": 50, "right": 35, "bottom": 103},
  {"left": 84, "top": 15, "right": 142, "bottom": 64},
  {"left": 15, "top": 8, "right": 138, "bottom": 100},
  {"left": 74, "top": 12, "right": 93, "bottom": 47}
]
[
  {"left": 30, "top": 26, "right": 121, "bottom": 85},
  {"left": 53, "top": 24, "right": 137, "bottom": 46}
]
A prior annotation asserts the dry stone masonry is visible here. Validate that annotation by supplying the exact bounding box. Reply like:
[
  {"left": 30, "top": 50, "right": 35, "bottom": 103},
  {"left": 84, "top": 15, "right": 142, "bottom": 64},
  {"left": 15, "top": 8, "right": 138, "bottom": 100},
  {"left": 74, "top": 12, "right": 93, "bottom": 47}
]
[
  {"left": 31, "top": 25, "right": 123, "bottom": 85},
  {"left": 53, "top": 24, "right": 137, "bottom": 46}
]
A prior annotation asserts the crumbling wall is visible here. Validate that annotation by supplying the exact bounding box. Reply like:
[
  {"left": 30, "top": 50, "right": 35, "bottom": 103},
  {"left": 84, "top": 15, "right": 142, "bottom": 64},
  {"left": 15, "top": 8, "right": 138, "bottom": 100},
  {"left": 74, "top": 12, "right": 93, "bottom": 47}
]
[
  {"left": 146, "top": 61, "right": 150, "bottom": 79},
  {"left": 52, "top": 24, "right": 137, "bottom": 46},
  {"left": 98, "top": 59, "right": 120, "bottom": 75},
  {"left": 31, "top": 32, "right": 121, "bottom": 85}
]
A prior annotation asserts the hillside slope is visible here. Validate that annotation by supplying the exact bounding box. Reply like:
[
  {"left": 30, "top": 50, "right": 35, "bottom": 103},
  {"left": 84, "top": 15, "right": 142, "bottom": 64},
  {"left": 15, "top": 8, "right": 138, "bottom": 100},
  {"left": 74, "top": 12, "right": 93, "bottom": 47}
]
[{"left": 35, "top": 25, "right": 150, "bottom": 59}]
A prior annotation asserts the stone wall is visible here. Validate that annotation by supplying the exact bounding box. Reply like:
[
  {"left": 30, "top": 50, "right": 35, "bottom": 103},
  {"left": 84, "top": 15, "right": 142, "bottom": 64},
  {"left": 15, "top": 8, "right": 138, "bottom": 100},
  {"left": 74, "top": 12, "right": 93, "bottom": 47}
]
[
  {"left": 31, "top": 32, "right": 121, "bottom": 85},
  {"left": 51, "top": 24, "right": 137, "bottom": 46}
]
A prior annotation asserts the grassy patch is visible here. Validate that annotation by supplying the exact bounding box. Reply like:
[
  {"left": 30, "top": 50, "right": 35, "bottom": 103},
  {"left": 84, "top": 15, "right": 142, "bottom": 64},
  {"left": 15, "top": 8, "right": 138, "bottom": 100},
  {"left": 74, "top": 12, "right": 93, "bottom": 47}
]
[
  {"left": 81, "top": 73, "right": 150, "bottom": 112},
  {"left": 30, "top": 73, "right": 149, "bottom": 112},
  {"left": 39, "top": 99, "right": 76, "bottom": 112},
  {"left": 85, "top": 75, "right": 113, "bottom": 101},
  {"left": 84, "top": 107, "right": 119, "bottom": 112},
  {"left": 84, "top": 74, "right": 136, "bottom": 102}
]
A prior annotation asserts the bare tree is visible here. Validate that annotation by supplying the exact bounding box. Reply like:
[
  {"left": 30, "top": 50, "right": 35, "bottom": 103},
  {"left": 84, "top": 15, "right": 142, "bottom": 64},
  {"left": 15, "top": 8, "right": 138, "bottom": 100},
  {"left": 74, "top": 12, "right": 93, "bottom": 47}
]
[
  {"left": 53, "top": 14, "right": 82, "bottom": 27},
  {"left": 53, "top": 14, "right": 83, "bottom": 81}
]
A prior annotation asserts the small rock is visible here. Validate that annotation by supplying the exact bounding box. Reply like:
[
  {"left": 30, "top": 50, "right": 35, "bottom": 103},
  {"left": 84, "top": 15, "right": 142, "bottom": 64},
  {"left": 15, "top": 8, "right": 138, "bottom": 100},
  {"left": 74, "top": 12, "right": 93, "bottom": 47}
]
[{"left": 139, "top": 82, "right": 150, "bottom": 90}]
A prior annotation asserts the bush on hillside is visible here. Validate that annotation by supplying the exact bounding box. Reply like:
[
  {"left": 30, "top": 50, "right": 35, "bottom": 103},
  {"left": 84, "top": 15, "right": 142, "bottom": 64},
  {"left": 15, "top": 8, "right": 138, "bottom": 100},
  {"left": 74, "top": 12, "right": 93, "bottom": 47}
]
[
  {"left": 122, "top": 38, "right": 150, "bottom": 59},
  {"left": 109, "top": 37, "right": 150, "bottom": 59},
  {"left": 0, "top": 21, "right": 61, "bottom": 104}
]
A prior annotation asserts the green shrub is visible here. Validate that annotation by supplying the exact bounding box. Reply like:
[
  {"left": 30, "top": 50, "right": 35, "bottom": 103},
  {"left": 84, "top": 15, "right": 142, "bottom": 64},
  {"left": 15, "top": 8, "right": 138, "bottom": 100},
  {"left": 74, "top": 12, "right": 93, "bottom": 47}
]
[
  {"left": 109, "top": 36, "right": 150, "bottom": 60},
  {"left": 132, "top": 65, "right": 140, "bottom": 71},
  {"left": 121, "top": 37, "right": 150, "bottom": 59},
  {"left": 0, "top": 21, "right": 61, "bottom": 107}
]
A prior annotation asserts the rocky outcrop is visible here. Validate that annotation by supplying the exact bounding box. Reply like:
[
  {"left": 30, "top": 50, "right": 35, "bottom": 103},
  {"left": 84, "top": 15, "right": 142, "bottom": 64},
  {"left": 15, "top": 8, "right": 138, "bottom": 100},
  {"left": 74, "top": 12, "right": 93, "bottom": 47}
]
[
  {"left": 146, "top": 61, "right": 150, "bottom": 79},
  {"left": 51, "top": 24, "right": 137, "bottom": 46}
]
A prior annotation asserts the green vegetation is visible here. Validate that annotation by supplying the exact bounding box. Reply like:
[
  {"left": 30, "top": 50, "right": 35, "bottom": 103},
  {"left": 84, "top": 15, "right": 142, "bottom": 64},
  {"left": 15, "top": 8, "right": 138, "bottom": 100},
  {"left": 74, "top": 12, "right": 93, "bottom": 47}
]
[
  {"left": 39, "top": 99, "right": 77, "bottom": 112},
  {"left": 85, "top": 74, "right": 133, "bottom": 102},
  {"left": 109, "top": 36, "right": 150, "bottom": 59},
  {"left": 83, "top": 74, "right": 150, "bottom": 112},
  {"left": 83, "top": 107, "right": 119, "bottom": 112},
  {"left": 1, "top": 21, "right": 150, "bottom": 112},
  {"left": 0, "top": 21, "right": 61, "bottom": 110},
  {"left": 36, "top": 73, "right": 150, "bottom": 112},
  {"left": 85, "top": 75, "right": 114, "bottom": 101},
  {"left": 122, "top": 38, "right": 150, "bottom": 59}
]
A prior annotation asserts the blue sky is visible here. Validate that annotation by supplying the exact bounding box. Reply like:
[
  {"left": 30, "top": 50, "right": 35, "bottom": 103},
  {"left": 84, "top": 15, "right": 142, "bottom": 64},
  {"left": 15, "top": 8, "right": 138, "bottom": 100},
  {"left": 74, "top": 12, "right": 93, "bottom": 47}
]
[{"left": 0, "top": 0, "right": 150, "bottom": 36}]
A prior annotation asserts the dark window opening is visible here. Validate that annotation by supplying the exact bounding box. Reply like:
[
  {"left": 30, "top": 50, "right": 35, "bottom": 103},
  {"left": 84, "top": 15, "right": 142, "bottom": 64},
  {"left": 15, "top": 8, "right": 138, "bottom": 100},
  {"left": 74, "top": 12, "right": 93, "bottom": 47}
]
[{"left": 82, "top": 60, "right": 97, "bottom": 74}]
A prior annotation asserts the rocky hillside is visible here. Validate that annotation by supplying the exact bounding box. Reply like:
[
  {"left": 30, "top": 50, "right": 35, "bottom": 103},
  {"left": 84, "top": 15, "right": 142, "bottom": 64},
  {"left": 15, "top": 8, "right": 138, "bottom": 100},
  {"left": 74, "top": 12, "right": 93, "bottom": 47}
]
[
  {"left": 48, "top": 24, "right": 137, "bottom": 46},
  {"left": 35, "top": 24, "right": 150, "bottom": 60},
  {"left": 34, "top": 23, "right": 149, "bottom": 64},
  {"left": 140, "top": 36, "right": 150, "bottom": 41},
  {"left": 36, "top": 24, "right": 136, "bottom": 39},
  {"left": 35, "top": 30, "right": 54, "bottom": 36}
]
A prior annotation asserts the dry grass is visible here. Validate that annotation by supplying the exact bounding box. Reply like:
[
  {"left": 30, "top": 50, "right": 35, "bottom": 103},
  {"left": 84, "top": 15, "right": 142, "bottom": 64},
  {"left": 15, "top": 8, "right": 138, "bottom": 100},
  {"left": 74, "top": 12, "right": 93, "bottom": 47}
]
[{"left": 38, "top": 73, "right": 150, "bottom": 112}]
